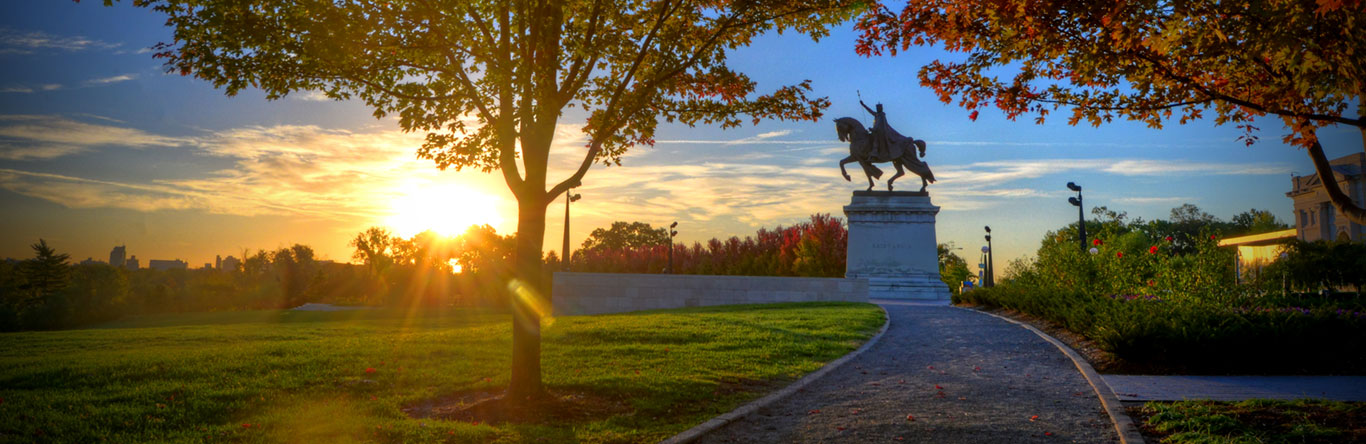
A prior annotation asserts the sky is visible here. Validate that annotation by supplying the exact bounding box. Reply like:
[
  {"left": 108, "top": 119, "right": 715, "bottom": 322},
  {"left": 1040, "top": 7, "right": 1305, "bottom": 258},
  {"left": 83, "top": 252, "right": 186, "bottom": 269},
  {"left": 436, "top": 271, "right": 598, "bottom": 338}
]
[{"left": 1, "top": 2, "right": 1361, "bottom": 277}]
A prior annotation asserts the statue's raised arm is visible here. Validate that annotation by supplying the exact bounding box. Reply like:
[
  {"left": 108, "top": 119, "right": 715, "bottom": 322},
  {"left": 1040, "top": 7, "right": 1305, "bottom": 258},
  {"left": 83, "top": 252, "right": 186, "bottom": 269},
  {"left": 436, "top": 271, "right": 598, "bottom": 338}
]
[{"left": 859, "top": 99, "right": 875, "bottom": 115}]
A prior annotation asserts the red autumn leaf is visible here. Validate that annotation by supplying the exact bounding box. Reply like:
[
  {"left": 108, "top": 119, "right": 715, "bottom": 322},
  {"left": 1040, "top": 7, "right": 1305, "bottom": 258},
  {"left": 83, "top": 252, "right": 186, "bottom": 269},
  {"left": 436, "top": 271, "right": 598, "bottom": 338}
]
[
  {"left": 365, "top": 367, "right": 376, "bottom": 373},
  {"left": 973, "top": 366, "right": 982, "bottom": 371},
  {"left": 934, "top": 385, "right": 942, "bottom": 389},
  {"left": 928, "top": 366, "right": 934, "bottom": 370},
  {"left": 969, "top": 110, "right": 980, "bottom": 121},
  {"left": 483, "top": 377, "right": 492, "bottom": 382},
  {"left": 837, "top": 426, "right": 846, "bottom": 431},
  {"left": 906, "top": 414, "right": 915, "bottom": 421},
  {"left": 808, "top": 409, "right": 821, "bottom": 414},
  {"left": 242, "top": 423, "right": 251, "bottom": 428},
  {"left": 1045, "top": 432, "right": 1053, "bottom": 436}
]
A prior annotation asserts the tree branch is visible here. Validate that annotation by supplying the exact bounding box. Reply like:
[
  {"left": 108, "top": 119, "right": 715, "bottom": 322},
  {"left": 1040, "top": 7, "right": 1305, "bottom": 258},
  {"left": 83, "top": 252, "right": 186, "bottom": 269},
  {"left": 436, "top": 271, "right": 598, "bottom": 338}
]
[{"left": 1306, "top": 136, "right": 1366, "bottom": 225}]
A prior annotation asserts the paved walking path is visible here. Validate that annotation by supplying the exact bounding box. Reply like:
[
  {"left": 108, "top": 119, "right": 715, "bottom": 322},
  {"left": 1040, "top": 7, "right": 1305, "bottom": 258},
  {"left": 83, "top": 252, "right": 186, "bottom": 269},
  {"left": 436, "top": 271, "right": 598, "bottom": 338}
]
[
  {"left": 1104, "top": 375, "right": 1366, "bottom": 402},
  {"left": 695, "top": 301, "right": 1119, "bottom": 443}
]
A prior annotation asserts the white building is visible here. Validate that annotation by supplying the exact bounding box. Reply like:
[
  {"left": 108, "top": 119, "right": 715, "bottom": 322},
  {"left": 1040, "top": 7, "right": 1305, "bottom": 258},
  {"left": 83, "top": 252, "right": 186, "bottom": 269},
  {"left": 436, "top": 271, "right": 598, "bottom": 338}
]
[{"left": 1285, "top": 152, "right": 1364, "bottom": 242}]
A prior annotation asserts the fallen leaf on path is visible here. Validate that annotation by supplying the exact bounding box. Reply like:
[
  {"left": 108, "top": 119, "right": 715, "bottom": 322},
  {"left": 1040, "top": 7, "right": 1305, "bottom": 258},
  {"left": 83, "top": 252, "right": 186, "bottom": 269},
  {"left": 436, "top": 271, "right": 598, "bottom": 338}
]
[
  {"left": 934, "top": 385, "right": 942, "bottom": 389},
  {"left": 808, "top": 409, "right": 821, "bottom": 414},
  {"left": 1030, "top": 415, "right": 1038, "bottom": 421},
  {"left": 906, "top": 414, "right": 915, "bottom": 421}
]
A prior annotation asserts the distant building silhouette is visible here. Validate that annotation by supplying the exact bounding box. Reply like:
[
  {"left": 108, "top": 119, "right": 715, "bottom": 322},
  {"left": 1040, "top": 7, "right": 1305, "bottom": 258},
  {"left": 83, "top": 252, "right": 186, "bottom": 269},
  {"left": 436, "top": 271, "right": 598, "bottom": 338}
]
[
  {"left": 79, "top": 257, "right": 101, "bottom": 266},
  {"left": 1287, "top": 152, "right": 1365, "bottom": 242},
  {"left": 149, "top": 259, "right": 188, "bottom": 271},
  {"left": 203, "top": 263, "right": 212, "bottom": 269},
  {"left": 220, "top": 255, "right": 241, "bottom": 272},
  {"left": 125, "top": 255, "right": 140, "bottom": 270},
  {"left": 109, "top": 245, "right": 126, "bottom": 268},
  {"left": 215, "top": 255, "right": 222, "bottom": 270}
]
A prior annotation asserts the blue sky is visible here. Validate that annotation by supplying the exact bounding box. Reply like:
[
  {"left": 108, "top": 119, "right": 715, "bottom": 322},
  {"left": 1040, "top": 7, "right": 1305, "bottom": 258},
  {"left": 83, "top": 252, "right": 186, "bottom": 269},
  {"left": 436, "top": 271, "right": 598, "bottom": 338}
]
[{"left": 1, "top": 2, "right": 1360, "bottom": 274}]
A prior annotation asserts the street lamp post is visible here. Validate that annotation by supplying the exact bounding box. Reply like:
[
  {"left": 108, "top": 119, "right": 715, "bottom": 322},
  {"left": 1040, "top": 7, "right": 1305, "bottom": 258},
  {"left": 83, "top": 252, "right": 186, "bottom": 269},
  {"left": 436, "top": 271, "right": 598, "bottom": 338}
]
[
  {"left": 667, "top": 221, "right": 679, "bottom": 274},
  {"left": 984, "top": 226, "right": 994, "bottom": 287},
  {"left": 1067, "top": 182, "right": 1087, "bottom": 252},
  {"left": 979, "top": 246, "right": 989, "bottom": 286},
  {"left": 561, "top": 189, "right": 581, "bottom": 271}
]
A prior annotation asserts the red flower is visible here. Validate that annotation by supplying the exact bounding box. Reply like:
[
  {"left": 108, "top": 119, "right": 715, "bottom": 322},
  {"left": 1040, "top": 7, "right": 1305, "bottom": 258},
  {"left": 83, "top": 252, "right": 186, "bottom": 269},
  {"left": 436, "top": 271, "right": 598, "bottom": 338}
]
[
  {"left": 365, "top": 367, "right": 376, "bottom": 374},
  {"left": 1164, "top": 236, "right": 1173, "bottom": 242},
  {"left": 1210, "top": 234, "right": 1217, "bottom": 240},
  {"left": 1149, "top": 246, "right": 1159, "bottom": 254},
  {"left": 1093, "top": 239, "right": 1103, "bottom": 246},
  {"left": 1148, "top": 280, "right": 1155, "bottom": 286},
  {"left": 1116, "top": 252, "right": 1124, "bottom": 258},
  {"left": 242, "top": 423, "right": 251, "bottom": 428}
]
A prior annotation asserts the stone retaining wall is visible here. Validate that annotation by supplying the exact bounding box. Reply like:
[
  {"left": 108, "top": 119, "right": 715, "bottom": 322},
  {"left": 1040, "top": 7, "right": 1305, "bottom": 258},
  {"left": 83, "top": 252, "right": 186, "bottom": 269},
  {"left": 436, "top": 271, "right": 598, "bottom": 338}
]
[{"left": 551, "top": 272, "right": 869, "bottom": 316}]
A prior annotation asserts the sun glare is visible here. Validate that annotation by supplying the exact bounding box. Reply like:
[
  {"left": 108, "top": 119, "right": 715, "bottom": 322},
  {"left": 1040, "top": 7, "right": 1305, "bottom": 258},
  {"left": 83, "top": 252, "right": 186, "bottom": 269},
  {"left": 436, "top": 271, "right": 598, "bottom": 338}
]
[{"left": 385, "top": 183, "right": 503, "bottom": 238}]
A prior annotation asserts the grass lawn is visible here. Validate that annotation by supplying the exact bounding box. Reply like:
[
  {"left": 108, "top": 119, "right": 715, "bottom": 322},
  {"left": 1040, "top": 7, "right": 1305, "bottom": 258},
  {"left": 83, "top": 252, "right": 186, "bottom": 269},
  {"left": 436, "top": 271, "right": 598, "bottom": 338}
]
[
  {"left": 0, "top": 302, "right": 883, "bottom": 443},
  {"left": 1131, "top": 399, "right": 1366, "bottom": 443}
]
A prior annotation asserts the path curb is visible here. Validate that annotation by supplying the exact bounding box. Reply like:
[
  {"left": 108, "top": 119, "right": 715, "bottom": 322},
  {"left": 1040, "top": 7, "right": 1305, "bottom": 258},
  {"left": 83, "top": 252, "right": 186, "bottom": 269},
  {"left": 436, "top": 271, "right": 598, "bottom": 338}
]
[
  {"left": 660, "top": 304, "right": 892, "bottom": 444},
  {"left": 965, "top": 307, "right": 1146, "bottom": 444}
]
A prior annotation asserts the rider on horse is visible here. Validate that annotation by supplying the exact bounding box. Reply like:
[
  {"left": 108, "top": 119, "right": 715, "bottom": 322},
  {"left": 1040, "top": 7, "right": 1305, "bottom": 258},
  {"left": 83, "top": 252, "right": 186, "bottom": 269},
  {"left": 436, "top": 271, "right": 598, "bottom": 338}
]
[{"left": 860, "top": 99, "right": 892, "bottom": 161}]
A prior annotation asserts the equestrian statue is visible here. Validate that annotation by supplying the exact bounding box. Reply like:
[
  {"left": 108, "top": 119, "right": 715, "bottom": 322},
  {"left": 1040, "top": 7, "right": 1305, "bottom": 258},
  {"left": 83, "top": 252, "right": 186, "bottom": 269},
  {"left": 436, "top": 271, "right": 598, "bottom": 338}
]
[{"left": 836, "top": 97, "right": 936, "bottom": 192}]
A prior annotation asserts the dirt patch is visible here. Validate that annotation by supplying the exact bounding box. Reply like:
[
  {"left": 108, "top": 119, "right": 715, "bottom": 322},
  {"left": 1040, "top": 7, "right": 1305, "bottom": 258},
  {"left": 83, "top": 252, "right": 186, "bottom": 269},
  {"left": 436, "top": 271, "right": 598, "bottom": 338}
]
[{"left": 403, "top": 389, "right": 633, "bottom": 425}]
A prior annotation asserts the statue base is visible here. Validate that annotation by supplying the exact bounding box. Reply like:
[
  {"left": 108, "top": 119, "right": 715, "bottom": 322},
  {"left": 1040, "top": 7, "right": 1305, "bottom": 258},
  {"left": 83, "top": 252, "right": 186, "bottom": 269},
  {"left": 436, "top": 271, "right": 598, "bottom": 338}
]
[{"left": 843, "top": 191, "right": 952, "bottom": 301}]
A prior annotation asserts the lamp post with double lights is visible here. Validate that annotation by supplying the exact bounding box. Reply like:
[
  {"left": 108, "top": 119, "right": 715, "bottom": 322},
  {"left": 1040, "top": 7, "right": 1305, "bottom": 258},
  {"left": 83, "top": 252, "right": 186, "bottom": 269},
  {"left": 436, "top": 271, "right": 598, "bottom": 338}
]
[
  {"left": 1067, "top": 182, "right": 1087, "bottom": 252},
  {"left": 561, "top": 189, "right": 581, "bottom": 271},
  {"left": 667, "top": 221, "right": 678, "bottom": 274}
]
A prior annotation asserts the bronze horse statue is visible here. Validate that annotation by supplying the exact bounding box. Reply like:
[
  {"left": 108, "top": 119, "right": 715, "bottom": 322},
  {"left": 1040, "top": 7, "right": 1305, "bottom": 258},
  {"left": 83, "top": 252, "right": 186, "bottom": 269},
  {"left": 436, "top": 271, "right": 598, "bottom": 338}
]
[{"left": 835, "top": 117, "right": 936, "bottom": 192}]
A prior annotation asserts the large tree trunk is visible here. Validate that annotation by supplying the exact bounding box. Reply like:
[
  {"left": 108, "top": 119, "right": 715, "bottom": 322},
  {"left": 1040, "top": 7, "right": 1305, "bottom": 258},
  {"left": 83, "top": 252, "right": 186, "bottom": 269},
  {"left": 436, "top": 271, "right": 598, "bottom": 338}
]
[
  {"left": 507, "top": 199, "right": 549, "bottom": 400},
  {"left": 1306, "top": 138, "right": 1366, "bottom": 225}
]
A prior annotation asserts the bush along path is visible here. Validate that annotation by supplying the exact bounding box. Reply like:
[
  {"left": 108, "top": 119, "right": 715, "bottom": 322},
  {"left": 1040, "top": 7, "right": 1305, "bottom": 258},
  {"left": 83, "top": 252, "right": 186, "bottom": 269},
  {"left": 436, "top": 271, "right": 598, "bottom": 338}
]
[{"left": 694, "top": 302, "right": 1119, "bottom": 444}]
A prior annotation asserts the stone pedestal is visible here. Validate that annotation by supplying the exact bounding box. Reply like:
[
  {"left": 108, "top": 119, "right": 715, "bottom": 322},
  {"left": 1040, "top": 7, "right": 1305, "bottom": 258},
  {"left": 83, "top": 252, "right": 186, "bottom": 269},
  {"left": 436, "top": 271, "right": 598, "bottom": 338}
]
[{"left": 843, "top": 191, "right": 951, "bottom": 301}]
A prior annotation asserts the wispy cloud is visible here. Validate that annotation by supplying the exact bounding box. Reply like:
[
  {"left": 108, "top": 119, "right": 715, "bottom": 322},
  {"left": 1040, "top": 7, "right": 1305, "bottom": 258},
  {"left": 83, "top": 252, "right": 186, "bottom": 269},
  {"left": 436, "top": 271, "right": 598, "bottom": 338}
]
[
  {"left": 0, "top": 86, "right": 34, "bottom": 94},
  {"left": 0, "top": 115, "right": 187, "bottom": 160},
  {"left": 85, "top": 74, "right": 137, "bottom": 85},
  {"left": 0, "top": 28, "right": 121, "bottom": 55},
  {"left": 293, "top": 90, "right": 333, "bottom": 102},
  {"left": 0, "top": 118, "right": 1298, "bottom": 243}
]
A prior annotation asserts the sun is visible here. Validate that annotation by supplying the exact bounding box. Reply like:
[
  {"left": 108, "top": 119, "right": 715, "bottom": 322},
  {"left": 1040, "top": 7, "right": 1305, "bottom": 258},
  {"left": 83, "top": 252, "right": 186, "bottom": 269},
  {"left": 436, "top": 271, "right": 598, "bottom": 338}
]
[{"left": 384, "top": 183, "right": 503, "bottom": 238}]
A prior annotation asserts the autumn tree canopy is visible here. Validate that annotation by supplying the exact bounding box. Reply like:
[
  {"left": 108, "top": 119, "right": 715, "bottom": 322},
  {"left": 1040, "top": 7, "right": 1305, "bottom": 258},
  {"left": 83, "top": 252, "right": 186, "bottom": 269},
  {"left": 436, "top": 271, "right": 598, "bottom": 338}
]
[
  {"left": 133, "top": 0, "right": 860, "bottom": 399},
  {"left": 856, "top": 0, "right": 1365, "bottom": 222}
]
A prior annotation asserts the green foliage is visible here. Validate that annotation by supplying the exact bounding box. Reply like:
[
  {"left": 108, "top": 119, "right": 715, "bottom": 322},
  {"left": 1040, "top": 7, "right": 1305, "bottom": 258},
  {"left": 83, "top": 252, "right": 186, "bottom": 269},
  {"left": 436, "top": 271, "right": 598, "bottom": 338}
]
[
  {"left": 938, "top": 243, "right": 973, "bottom": 295},
  {"left": 0, "top": 302, "right": 883, "bottom": 443},
  {"left": 957, "top": 204, "right": 1366, "bottom": 373},
  {"left": 1140, "top": 400, "right": 1363, "bottom": 444},
  {"left": 957, "top": 285, "right": 1366, "bottom": 373},
  {"left": 1270, "top": 240, "right": 1366, "bottom": 293},
  {"left": 580, "top": 221, "right": 670, "bottom": 252}
]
